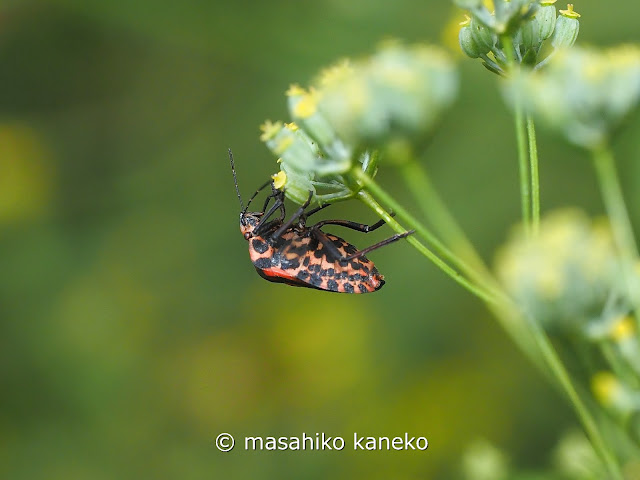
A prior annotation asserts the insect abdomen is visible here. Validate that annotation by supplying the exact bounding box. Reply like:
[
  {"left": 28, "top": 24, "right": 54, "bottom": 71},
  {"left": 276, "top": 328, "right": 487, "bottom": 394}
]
[{"left": 248, "top": 233, "right": 385, "bottom": 293}]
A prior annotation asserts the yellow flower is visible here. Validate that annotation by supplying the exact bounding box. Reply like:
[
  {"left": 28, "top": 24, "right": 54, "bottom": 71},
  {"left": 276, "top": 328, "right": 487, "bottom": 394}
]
[
  {"left": 291, "top": 88, "right": 320, "bottom": 119},
  {"left": 610, "top": 315, "right": 635, "bottom": 342},
  {"left": 592, "top": 372, "right": 621, "bottom": 407},
  {"left": 559, "top": 3, "right": 580, "bottom": 18},
  {"left": 259, "top": 120, "right": 283, "bottom": 142},
  {"left": 271, "top": 170, "right": 287, "bottom": 190}
]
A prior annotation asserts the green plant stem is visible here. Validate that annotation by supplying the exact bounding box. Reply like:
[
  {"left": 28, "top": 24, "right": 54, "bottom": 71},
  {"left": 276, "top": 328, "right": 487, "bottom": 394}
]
[
  {"left": 527, "top": 115, "right": 540, "bottom": 234},
  {"left": 400, "top": 160, "right": 487, "bottom": 272},
  {"left": 515, "top": 103, "right": 531, "bottom": 233},
  {"left": 397, "top": 159, "right": 551, "bottom": 369},
  {"left": 357, "top": 170, "right": 621, "bottom": 475},
  {"left": 529, "top": 319, "right": 624, "bottom": 479},
  {"left": 355, "top": 165, "right": 549, "bottom": 365},
  {"left": 351, "top": 167, "right": 485, "bottom": 284},
  {"left": 592, "top": 145, "right": 640, "bottom": 326},
  {"left": 356, "top": 188, "right": 499, "bottom": 306},
  {"left": 501, "top": 36, "right": 621, "bottom": 470},
  {"left": 501, "top": 34, "right": 532, "bottom": 235}
]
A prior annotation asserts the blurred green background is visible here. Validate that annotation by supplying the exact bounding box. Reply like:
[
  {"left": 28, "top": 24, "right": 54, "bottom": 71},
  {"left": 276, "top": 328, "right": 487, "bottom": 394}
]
[{"left": 2, "top": 1, "right": 640, "bottom": 478}]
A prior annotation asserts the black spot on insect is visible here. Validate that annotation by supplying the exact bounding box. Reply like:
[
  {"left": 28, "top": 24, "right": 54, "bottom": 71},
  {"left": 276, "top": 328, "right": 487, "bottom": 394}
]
[
  {"left": 321, "top": 268, "right": 335, "bottom": 277},
  {"left": 254, "top": 257, "right": 271, "bottom": 269},
  {"left": 280, "top": 257, "right": 300, "bottom": 270},
  {"left": 309, "top": 274, "right": 323, "bottom": 287},
  {"left": 343, "top": 282, "right": 354, "bottom": 293},
  {"left": 358, "top": 283, "right": 368, "bottom": 293},
  {"left": 290, "top": 246, "right": 308, "bottom": 256},
  {"left": 327, "top": 279, "right": 339, "bottom": 291},
  {"left": 252, "top": 238, "right": 269, "bottom": 254},
  {"left": 345, "top": 244, "right": 358, "bottom": 255},
  {"left": 313, "top": 249, "right": 325, "bottom": 259},
  {"left": 297, "top": 270, "right": 310, "bottom": 280},
  {"left": 271, "top": 251, "right": 282, "bottom": 266},
  {"left": 303, "top": 256, "right": 310, "bottom": 267}
]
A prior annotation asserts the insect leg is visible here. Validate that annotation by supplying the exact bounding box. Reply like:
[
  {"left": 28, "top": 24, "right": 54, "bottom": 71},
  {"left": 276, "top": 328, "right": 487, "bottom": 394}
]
[
  {"left": 269, "top": 191, "right": 314, "bottom": 241},
  {"left": 303, "top": 203, "right": 331, "bottom": 218},
  {"left": 309, "top": 227, "right": 348, "bottom": 262},
  {"left": 311, "top": 218, "right": 385, "bottom": 233},
  {"left": 262, "top": 183, "right": 286, "bottom": 221},
  {"left": 254, "top": 194, "right": 286, "bottom": 235},
  {"left": 342, "top": 230, "right": 415, "bottom": 262},
  {"left": 242, "top": 179, "right": 272, "bottom": 216}
]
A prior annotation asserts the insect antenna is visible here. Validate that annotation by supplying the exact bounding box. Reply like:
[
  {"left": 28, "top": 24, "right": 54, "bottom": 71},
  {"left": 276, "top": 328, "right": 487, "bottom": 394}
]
[{"left": 228, "top": 149, "right": 245, "bottom": 212}]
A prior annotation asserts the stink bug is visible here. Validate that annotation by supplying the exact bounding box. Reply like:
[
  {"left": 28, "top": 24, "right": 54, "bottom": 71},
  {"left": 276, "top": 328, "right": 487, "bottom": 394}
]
[{"left": 229, "top": 150, "right": 413, "bottom": 293}]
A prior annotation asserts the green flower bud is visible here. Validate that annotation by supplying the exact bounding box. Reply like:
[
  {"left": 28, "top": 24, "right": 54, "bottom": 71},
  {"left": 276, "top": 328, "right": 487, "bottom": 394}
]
[
  {"left": 271, "top": 165, "right": 315, "bottom": 206},
  {"left": 286, "top": 84, "right": 351, "bottom": 172},
  {"left": 537, "top": 2, "right": 557, "bottom": 40},
  {"left": 520, "top": 16, "right": 541, "bottom": 51},
  {"left": 518, "top": 15, "right": 543, "bottom": 65},
  {"left": 260, "top": 120, "right": 318, "bottom": 174},
  {"left": 260, "top": 120, "right": 354, "bottom": 204},
  {"left": 459, "top": 24, "right": 482, "bottom": 59},
  {"left": 470, "top": 17, "right": 496, "bottom": 53},
  {"left": 551, "top": 4, "right": 580, "bottom": 49}
]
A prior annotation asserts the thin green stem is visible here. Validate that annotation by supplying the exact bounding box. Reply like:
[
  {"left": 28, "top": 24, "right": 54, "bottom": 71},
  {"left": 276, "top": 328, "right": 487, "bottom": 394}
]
[
  {"left": 502, "top": 34, "right": 620, "bottom": 470},
  {"left": 397, "top": 159, "right": 549, "bottom": 368},
  {"left": 352, "top": 169, "right": 622, "bottom": 479},
  {"left": 527, "top": 319, "right": 624, "bottom": 479},
  {"left": 351, "top": 167, "right": 482, "bottom": 280},
  {"left": 356, "top": 188, "right": 499, "bottom": 306},
  {"left": 527, "top": 115, "right": 540, "bottom": 234},
  {"left": 592, "top": 145, "right": 639, "bottom": 260},
  {"left": 356, "top": 165, "right": 552, "bottom": 370},
  {"left": 502, "top": 34, "right": 531, "bottom": 234},
  {"left": 592, "top": 145, "right": 640, "bottom": 326},
  {"left": 514, "top": 94, "right": 531, "bottom": 233},
  {"left": 400, "top": 161, "right": 479, "bottom": 264}
]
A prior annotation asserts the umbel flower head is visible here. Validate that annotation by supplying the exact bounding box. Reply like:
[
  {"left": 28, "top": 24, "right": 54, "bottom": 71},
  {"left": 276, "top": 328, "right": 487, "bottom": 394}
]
[
  {"left": 504, "top": 45, "right": 640, "bottom": 149},
  {"left": 495, "top": 209, "right": 631, "bottom": 333},
  {"left": 316, "top": 41, "right": 458, "bottom": 151},
  {"left": 261, "top": 41, "right": 458, "bottom": 205},
  {"left": 456, "top": 1, "right": 580, "bottom": 73}
]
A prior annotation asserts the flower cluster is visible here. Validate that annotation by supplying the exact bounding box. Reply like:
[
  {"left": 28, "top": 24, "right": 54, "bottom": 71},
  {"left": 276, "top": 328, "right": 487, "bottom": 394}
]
[
  {"left": 261, "top": 42, "right": 458, "bottom": 205},
  {"left": 496, "top": 210, "right": 640, "bottom": 445},
  {"left": 457, "top": 1, "right": 580, "bottom": 73},
  {"left": 504, "top": 45, "right": 640, "bottom": 149},
  {"left": 495, "top": 209, "right": 629, "bottom": 333}
]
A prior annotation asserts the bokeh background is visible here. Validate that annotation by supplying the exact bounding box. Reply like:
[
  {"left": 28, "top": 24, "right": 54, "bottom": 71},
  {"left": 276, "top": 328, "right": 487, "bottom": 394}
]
[{"left": 2, "top": 1, "right": 640, "bottom": 478}]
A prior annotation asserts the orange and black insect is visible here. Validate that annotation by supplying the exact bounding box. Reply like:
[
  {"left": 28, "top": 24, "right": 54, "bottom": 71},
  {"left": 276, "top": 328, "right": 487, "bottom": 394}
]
[{"left": 230, "top": 149, "right": 412, "bottom": 293}]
